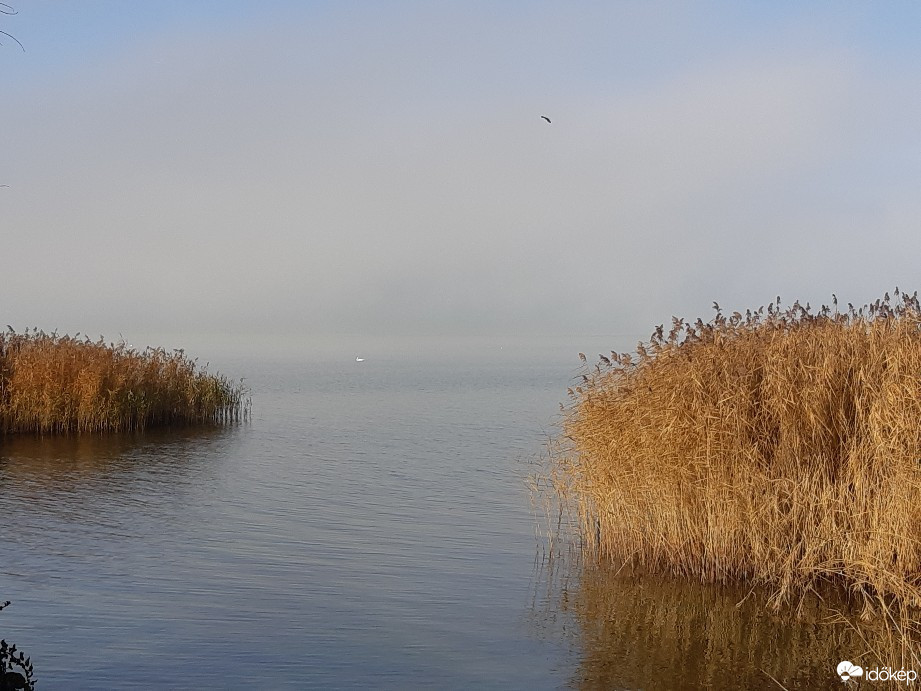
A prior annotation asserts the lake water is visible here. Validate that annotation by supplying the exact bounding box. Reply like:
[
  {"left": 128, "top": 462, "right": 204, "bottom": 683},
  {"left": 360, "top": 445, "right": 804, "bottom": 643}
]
[{"left": 0, "top": 344, "right": 882, "bottom": 689}]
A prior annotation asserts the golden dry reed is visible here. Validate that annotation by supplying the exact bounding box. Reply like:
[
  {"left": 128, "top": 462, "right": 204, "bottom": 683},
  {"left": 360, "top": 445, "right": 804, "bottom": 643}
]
[
  {"left": 555, "top": 290, "right": 921, "bottom": 661},
  {"left": 0, "top": 328, "right": 248, "bottom": 434}
]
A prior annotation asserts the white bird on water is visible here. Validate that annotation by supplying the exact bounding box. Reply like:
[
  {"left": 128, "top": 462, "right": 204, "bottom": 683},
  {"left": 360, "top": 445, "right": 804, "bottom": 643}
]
[{"left": 355, "top": 357, "right": 365, "bottom": 362}]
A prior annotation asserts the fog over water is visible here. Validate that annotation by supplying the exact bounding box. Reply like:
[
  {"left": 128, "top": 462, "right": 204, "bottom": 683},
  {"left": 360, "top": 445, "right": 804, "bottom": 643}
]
[
  {"left": 3, "top": 2, "right": 921, "bottom": 348},
  {"left": 5, "top": 6, "right": 921, "bottom": 686}
]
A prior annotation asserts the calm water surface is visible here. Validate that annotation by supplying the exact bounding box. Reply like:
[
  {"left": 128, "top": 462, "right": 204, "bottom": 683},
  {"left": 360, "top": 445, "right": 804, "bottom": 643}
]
[
  {"left": 1, "top": 352, "right": 579, "bottom": 689},
  {"left": 0, "top": 348, "right": 873, "bottom": 689}
]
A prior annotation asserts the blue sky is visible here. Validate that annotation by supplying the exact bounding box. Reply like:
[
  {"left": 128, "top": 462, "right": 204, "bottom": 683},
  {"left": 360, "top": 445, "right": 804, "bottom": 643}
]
[{"left": 4, "top": 2, "right": 921, "bottom": 351}]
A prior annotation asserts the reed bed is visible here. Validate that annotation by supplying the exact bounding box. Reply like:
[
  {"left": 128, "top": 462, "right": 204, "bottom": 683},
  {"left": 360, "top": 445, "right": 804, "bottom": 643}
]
[
  {"left": 0, "top": 329, "right": 248, "bottom": 434},
  {"left": 555, "top": 290, "right": 921, "bottom": 657}
]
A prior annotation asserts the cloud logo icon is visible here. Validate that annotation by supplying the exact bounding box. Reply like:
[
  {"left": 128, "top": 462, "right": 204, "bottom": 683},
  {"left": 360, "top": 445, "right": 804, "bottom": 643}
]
[{"left": 837, "top": 661, "right": 864, "bottom": 681}]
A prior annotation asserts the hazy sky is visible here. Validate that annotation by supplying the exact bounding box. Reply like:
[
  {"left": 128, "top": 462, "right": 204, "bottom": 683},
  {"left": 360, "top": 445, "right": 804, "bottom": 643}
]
[{"left": 4, "top": 1, "right": 921, "bottom": 347}]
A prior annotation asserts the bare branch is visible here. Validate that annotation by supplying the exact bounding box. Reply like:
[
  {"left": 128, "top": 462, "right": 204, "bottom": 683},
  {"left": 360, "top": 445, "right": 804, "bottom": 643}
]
[
  {"left": 0, "top": 3, "right": 23, "bottom": 51},
  {"left": 0, "top": 28, "right": 23, "bottom": 51}
]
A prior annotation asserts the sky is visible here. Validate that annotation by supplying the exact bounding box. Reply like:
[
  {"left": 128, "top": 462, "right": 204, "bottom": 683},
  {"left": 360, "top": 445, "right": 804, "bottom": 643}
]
[{"left": 3, "top": 1, "right": 921, "bottom": 353}]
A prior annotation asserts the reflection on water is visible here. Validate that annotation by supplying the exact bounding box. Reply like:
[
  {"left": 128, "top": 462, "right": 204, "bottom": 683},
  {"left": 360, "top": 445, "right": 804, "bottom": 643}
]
[
  {"left": 0, "top": 425, "right": 234, "bottom": 491},
  {"left": 6, "top": 352, "right": 900, "bottom": 689},
  {"left": 0, "top": 427, "right": 240, "bottom": 553},
  {"left": 531, "top": 547, "right": 901, "bottom": 690},
  {"left": 0, "top": 425, "right": 231, "bottom": 468},
  {"left": 0, "top": 357, "right": 573, "bottom": 689}
]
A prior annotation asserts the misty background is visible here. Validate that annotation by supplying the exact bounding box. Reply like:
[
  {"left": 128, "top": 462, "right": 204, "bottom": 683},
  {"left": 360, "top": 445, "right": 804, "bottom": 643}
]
[{"left": 3, "top": 1, "right": 921, "bottom": 358}]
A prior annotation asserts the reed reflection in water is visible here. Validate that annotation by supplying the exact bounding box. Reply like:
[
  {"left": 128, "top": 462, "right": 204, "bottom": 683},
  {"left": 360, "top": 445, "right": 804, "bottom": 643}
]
[
  {"left": 531, "top": 549, "right": 893, "bottom": 690},
  {"left": 1, "top": 427, "right": 234, "bottom": 549}
]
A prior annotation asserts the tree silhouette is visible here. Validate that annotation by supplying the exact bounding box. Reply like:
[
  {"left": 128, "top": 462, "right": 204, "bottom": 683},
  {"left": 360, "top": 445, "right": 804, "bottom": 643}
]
[{"left": 0, "top": 602, "right": 35, "bottom": 691}]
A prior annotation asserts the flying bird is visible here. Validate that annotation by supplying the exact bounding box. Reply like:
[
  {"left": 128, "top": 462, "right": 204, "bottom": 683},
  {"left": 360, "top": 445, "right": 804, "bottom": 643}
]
[{"left": 541, "top": 115, "right": 551, "bottom": 123}]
